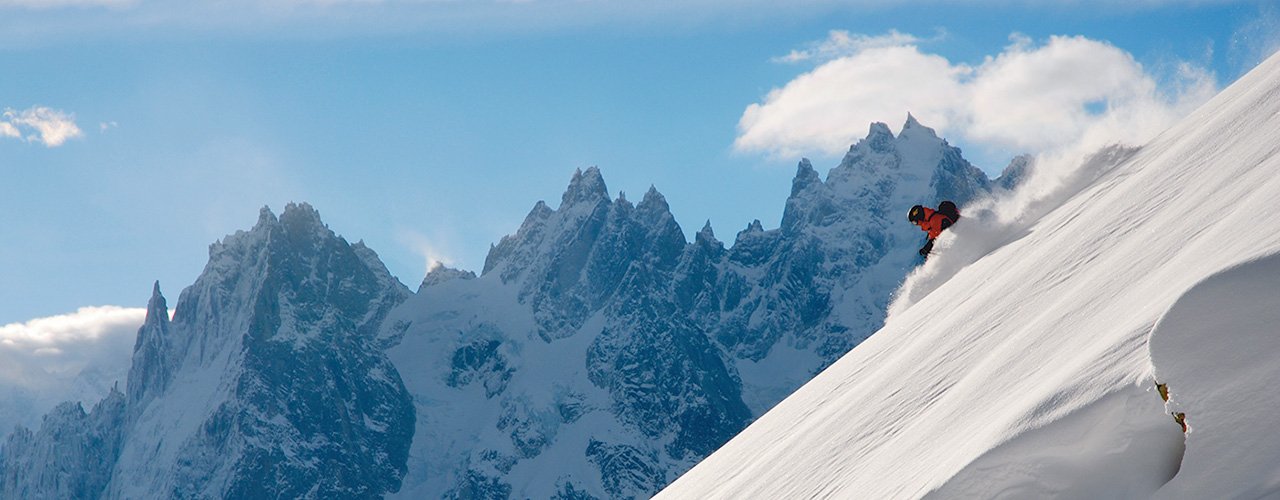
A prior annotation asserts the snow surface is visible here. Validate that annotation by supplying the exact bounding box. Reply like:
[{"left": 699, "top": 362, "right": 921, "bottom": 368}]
[
  {"left": 660, "top": 51, "right": 1280, "bottom": 499},
  {"left": 1150, "top": 253, "right": 1280, "bottom": 498}
]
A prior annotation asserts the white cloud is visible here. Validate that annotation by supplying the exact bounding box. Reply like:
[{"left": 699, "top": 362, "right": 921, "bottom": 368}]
[
  {"left": 0, "top": 306, "right": 143, "bottom": 431},
  {"left": 0, "top": 121, "right": 19, "bottom": 139},
  {"left": 736, "top": 32, "right": 1218, "bottom": 162},
  {"left": 738, "top": 43, "right": 970, "bottom": 159},
  {"left": 0, "top": 306, "right": 144, "bottom": 373},
  {"left": 1, "top": 106, "right": 85, "bottom": 147},
  {"left": 772, "top": 29, "right": 932, "bottom": 64}
]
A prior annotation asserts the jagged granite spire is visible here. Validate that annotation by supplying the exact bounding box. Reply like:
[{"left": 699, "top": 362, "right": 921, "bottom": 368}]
[
  {"left": 4, "top": 204, "right": 417, "bottom": 500},
  {"left": 697, "top": 220, "right": 718, "bottom": 244},
  {"left": 125, "top": 281, "right": 174, "bottom": 409},
  {"left": 791, "top": 158, "right": 822, "bottom": 196},
  {"left": 561, "top": 166, "right": 610, "bottom": 208}
]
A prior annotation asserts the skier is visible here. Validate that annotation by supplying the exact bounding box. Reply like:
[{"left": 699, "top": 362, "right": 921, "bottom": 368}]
[{"left": 907, "top": 201, "right": 960, "bottom": 257}]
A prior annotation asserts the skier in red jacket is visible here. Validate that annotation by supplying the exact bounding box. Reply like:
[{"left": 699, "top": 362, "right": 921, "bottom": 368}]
[{"left": 908, "top": 201, "right": 959, "bottom": 256}]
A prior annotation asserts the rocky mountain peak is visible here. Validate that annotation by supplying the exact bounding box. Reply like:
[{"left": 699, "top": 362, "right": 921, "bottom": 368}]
[
  {"left": 899, "top": 113, "right": 940, "bottom": 141},
  {"left": 419, "top": 264, "right": 477, "bottom": 292},
  {"left": 561, "top": 166, "right": 610, "bottom": 208},
  {"left": 126, "top": 281, "right": 174, "bottom": 409},
  {"left": 255, "top": 205, "right": 278, "bottom": 229},
  {"left": 791, "top": 158, "right": 822, "bottom": 196}
]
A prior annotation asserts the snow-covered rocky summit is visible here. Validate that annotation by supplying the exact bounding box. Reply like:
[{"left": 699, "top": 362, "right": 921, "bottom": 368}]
[
  {"left": 384, "top": 116, "right": 1000, "bottom": 498},
  {"left": 3, "top": 203, "right": 414, "bottom": 499},
  {"left": 660, "top": 50, "right": 1280, "bottom": 500}
]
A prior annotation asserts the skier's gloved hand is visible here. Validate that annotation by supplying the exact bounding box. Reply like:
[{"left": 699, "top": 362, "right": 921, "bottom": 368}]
[{"left": 919, "top": 239, "right": 934, "bottom": 256}]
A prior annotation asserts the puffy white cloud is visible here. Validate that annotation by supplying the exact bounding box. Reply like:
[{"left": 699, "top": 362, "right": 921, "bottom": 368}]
[
  {"left": 738, "top": 44, "right": 970, "bottom": 159},
  {"left": 0, "top": 306, "right": 143, "bottom": 378},
  {"left": 0, "top": 306, "right": 143, "bottom": 431},
  {"left": 1, "top": 106, "right": 85, "bottom": 147},
  {"left": 736, "top": 32, "right": 1218, "bottom": 162}
]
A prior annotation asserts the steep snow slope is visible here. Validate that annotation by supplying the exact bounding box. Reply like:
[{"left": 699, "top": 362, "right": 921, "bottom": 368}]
[{"left": 661, "top": 51, "right": 1280, "bottom": 498}]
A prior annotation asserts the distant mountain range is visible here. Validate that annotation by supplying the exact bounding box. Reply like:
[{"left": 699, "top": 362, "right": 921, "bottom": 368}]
[{"left": 2, "top": 116, "right": 1018, "bottom": 499}]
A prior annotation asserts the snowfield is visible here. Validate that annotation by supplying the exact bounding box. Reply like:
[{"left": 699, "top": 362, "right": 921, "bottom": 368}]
[{"left": 660, "top": 51, "right": 1280, "bottom": 499}]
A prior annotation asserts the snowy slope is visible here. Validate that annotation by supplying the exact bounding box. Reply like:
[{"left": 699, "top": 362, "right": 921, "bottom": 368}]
[{"left": 661, "top": 51, "right": 1280, "bottom": 498}]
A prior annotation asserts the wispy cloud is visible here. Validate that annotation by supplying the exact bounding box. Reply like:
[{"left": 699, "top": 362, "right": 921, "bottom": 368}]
[
  {"left": 0, "top": 0, "right": 136, "bottom": 8},
  {"left": 736, "top": 32, "right": 1218, "bottom": 160},
  {"left": 396, "top": 228, "right": 460, "bottom": 276},
  {"left": 772, "top": 29, "right": 940, "bottom": 64},
  {"left": 1, "top": 106, "right": 84, "bottom": 147}
]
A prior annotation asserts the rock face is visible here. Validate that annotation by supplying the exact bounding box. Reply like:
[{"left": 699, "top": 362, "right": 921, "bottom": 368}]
[
  {"left": 387, "top": 117, "right": 998, "bottom": 498},
  {"left": 2, "top": 203, "right": 414, "bottom": 499}
]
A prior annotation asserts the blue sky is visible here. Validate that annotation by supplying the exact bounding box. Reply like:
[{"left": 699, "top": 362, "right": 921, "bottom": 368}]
[{"left": 2, "top": 0, "right": 1279, "bottom": 325}]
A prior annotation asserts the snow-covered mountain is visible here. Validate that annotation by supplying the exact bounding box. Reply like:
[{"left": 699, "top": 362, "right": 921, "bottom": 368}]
[
  {"left": 659, "top": 51, "right": 1280, "bottom": 499},
  {"left": 3, "top": 203, "right": 414, "bottom": 499},
  {"left": 3, "top": 115, "right": 1005, "bottom": 499},
  {"left": 383, "top": 116, "right": 998, "bottom": 498}
]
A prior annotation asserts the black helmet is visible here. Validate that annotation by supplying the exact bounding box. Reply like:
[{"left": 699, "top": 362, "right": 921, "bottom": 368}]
[{"left": 908, "top": 205, "right": 925, "bottom": 223}]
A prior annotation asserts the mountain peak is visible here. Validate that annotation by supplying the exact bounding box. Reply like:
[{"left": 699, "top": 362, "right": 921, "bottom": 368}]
[
  {"left": 903, "top": 112, "right": 922, "bottom": 129},
  {"left": 792, "top": 158, "right": 822, "bottom": 196},
  {"left": 146, "top": 281, "right": 166, "bottom": 321},
  {"left": 638, "top": 185, "right": 670, "bottom": 214},
  {"left": 868, "top": 122, "right": 893, "bottom": 138},
  {"left": 256, "top": 205, "right": 278, "bottom": 228},
  {"left": 279, "top": 202, "right": 326, "bottom": 231},
  {"left": 695, "top": 220, "right": 720, "bottom": 247},
  {"left": 561, "top": 166, "right": 610, "bottom": 208},
  {"left": 862, "top": 122, "right": 896, "bottom": 152},
  {"left": 419, "top": 263, "right": 476, "bottom": 291},
  {"left": 899, "top": 113, "right": 940, "bottom": 140}
]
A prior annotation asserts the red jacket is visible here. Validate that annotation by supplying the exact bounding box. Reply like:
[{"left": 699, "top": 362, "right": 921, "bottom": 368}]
[{"left": 913, "top": 207, "right": 953, "bottom": 239}]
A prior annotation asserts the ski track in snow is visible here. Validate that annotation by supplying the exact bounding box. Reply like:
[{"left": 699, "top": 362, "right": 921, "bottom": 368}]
[{"left": 660, "top": 51, "right": 1280, "bottom": 499}]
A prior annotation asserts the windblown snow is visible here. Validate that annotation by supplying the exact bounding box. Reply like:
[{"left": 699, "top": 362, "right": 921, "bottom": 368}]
[{"left": 660, "top": 51, "right": 1280, "bottom": 499}]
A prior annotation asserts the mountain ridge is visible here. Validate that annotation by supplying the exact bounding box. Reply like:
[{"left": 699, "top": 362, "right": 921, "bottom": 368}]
[{"left": 4, "top": 116, "right": 1014, "bottom": 499}]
